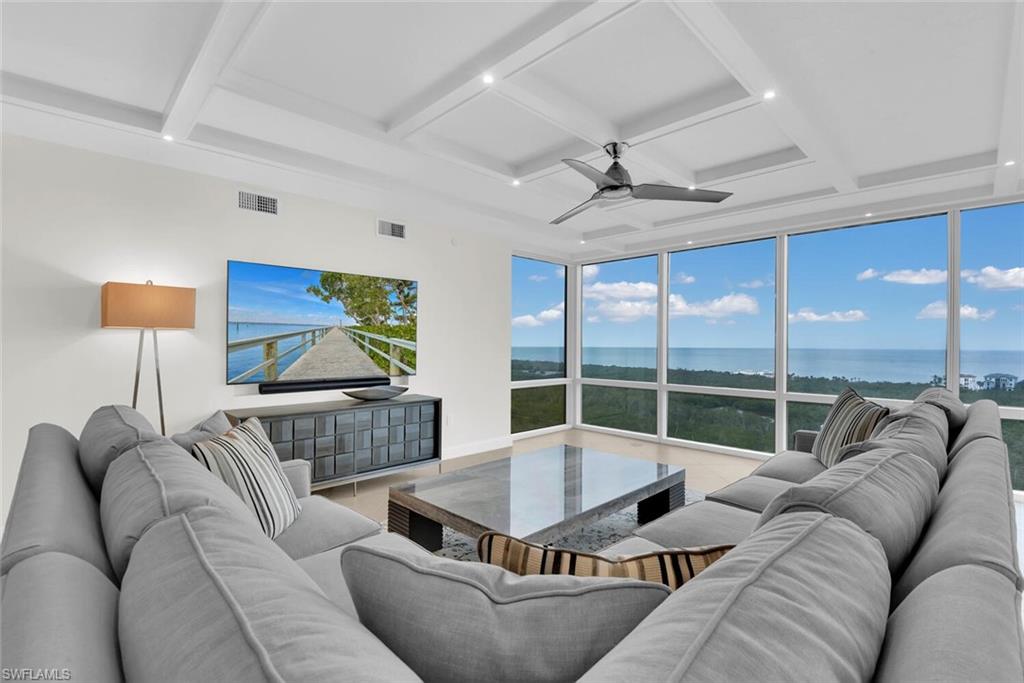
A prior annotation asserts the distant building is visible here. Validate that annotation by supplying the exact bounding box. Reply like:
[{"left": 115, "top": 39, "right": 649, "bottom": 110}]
[
  {"left": 959, "top": 373, "right": 979, "bottom": 390},
  {"left": 982, "top": 373, "right": 1018, "bottom": 391}
]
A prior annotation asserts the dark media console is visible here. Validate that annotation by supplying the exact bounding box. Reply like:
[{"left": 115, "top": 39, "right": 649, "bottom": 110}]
[{"left": 227, "top": 394, "right": 441, "bottom": 489}]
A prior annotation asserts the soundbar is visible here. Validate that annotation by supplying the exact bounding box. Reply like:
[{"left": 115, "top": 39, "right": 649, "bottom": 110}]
[{"left": 258, "top": 376, "right": 391, "bottom": 395}]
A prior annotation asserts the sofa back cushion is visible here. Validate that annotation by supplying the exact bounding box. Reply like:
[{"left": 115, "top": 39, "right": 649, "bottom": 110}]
[
  {"left": 100, "top": 439, "right": 257, "bottom": 580},
  {"left": 78, "top": 405, "right": 160, "bottom": 494},
  {"left": 1, "top": 424, "right": 114, "bottom": 581},
  {"left": 758, "top": 449, "right": 937, "bottom": 574},
  {"left": 892, "top": 436, "right": 1022, "bottom": 606},
  {"left": 913, "top": 387, "right": 967, "bottom": 435},
  {"left": 341, "top": 543, "right": 671, "bottom": 683},
  {"left": 812, "top": 388, "right": 890, "bottom": 467},
  {"left": 947, "top": 399, "right": 1002, "bottom": 460},
  {"left": 579, "top": 512, "right": 891, "bottom": 683},
  {"left": 875, "top": 566, "right": 1024, "bottom": 683},
  {"left": 839, "top": 403, "right": 948, "bottom": 479},
  {"left": 1, "top": 552, "right": 123, "bottom": 682},
  {"left": 119, "top": 506, "right": 419, "bottom": 682}
]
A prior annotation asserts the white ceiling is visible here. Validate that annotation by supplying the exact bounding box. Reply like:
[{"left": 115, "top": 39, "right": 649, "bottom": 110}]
[{"left": 2, "top": 1, "right": 1022, "bottom": 260}]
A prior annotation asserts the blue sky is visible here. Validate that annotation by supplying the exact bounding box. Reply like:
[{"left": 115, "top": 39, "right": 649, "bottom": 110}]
[
  {"left": 512, "top": 202, "right": 1022, "bottom": 351},
  {"left": 228, "top": 260, "right": 353, "bottom": 326}
]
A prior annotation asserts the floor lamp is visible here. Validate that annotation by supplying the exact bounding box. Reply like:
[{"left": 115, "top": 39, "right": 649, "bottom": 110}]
[{"left": 101, "top": 280, "right": 196, "bottom": 435}]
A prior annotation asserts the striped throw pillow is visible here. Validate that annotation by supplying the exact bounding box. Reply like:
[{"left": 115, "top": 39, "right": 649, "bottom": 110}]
[
  {"left": 477, "top": 531, "right": 731, "bottom": 591},
  {"left": 192, "top": 417, "right": 301, "bottom": 539},
  {"left": 811, "top": 387, "right": 890, "bottom": 468}
]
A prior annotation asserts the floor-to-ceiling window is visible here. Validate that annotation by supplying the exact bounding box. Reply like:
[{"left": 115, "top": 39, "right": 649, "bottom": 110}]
[
  {"left": 960, "top": 202, "right": 1024, "bottom": 487},
  {"left": 510, "top": 256, "right": 567, "bottom": 434},
  {"left": 666, "top": 238, "right": 777, "bottom": 451},
  {"left": 580, "top": 255, "right": 658, "bottom": 433}
]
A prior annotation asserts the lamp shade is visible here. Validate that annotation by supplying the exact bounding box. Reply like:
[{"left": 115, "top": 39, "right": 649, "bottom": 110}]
[{"left": 101, "top": 281, "right": 195, "bottom": 329}]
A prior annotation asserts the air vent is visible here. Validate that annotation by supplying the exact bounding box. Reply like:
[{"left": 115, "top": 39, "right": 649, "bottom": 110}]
[
  {"left": 238, "top": 191, "right": 278, "bottom": 215},
  {"left": 377, "top": 220, "right": 406, "bottom": 239}
]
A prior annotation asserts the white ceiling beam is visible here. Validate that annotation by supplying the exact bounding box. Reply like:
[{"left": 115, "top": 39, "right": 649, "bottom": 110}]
[
  {"left": 620, "top": 81, "right": 755, "bottom": 144},
  {"left": 696, "top": 146, "right": 807, "bottom": 185},
  {"left": 386, "top": 1, "right": 637, "bottom": 139},
  {"left": 406, "top": 132, "right": 517, "bottom": 181},
  {"left": 161, "top": 1, "right": 269, "bottom": 140},
  {"left": 994, "top": 2, "right": 1023, "bottom": 196},
  {"left": 666, "top": 0, "right": 857, "bottom": 193},
  {"left": 859, "top": 151, "right": 998, "bottom": 190},
  {"left": 1, "top": 72, "right": 162, "bottom": 131}
]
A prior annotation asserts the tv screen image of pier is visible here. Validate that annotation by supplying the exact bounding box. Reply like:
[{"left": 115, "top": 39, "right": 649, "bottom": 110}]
[{"left": 227, "top": 260, "right": 417, "bottom": 385}]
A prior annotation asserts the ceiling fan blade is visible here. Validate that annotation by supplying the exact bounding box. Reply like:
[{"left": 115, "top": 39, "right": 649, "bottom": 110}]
[
  {"left": 550, "top": 194, "right": 601, "bottom": 224},
  {"left": 631, "top": 184, "right": 732, "bottom": 203},
  {"left": 563, "top": 159, "right": 617, "bottom": 188}
]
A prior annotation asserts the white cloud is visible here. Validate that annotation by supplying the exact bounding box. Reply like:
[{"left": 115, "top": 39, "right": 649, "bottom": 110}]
[
  {"left": 674, "top": 272, "right": 696, "bottom": 285},
  {"left": 511, "top": 314, "right": 542, "bottom": 327},
  {"left": 856, "top": 268, "right": 881, "bottom": 281},
  {"left": 536, "top": 302, "right": 564, "bottom": 322},
  {"left": 582, "top": 264, "right": 600, "bottom": 281},
  {"left": 583, "top": 280, "right": 658, "bottom": 300},
  {"left": 595, "top": 299, "right": 657, "bottom": 323},
  {"left": 738, "top": 279, "right": 767, "bottom": 289},
  {"left": 707, "top": 318, "right": 737, "bottom": 326},
  {"left": 555, "top": 268, "right": 565, "bottom": 279},
  {"left": 669, "top": 292, "right": 759, "bottom": 319},
  {"left": 586, "top": 315, "right": 601, "bottom": 323},
  {"left": 882, "top": 268, "right": 947, "bottom": 285},
  {"left": 961, "top": 266, "right": 1024, "bottom": 290},
  {"left": 916, "top": 300, "right": 995, "bottom": 321},
  {"left": 788, "top": 308, "right": 868, "bottom": 323},
  {"left": 527, "top": 274, "right": 548, "bottom": 283}
]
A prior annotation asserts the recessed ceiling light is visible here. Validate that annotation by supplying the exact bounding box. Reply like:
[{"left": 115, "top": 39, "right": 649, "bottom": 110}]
[
  {"left": 762, "top": 90, "right": 777, "bottom": 100},
  {"left": 687, "top": 240, "right": 694, "bottom": 245},
  {"left": 579, "top": 239, "right": 586, "bottom": 244},
  {"left": 865, "top": 212, "right": 873, "bottom": 217},
  {"left": 1005, "top": 160, "right": 1016, "bottom": 167},
  {"left": 688, "top": 184, "right": 696, "bottom": 190},
  {"left": 482, "top": 73, "right": 495, "bottom": 85},
  {"left": 162, "top": 134, "right": 174, "bottom": 142},
  {"left": 511, "top": 179, "right": 520, "bottom": 186}
]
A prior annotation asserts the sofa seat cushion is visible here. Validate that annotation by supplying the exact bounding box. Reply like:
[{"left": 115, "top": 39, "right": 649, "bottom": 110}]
[
  {"left": 875, "top": 566, "right": 1024, "bottom": 683},
  {"left": 758, "top": 448, "right": 938, "bottom": 573},
  {"left": 948, "top": 399, "right": 1002, "bottom": 460},
  {"left": 296, "top": 532, "right": 427, "bottom": 618},
  {"left": 598, "top": 536, "right": 667, "bottom": 559},
  {"left": 273, "top": 495, "right": 381, "bottom": 560},
  {"left": 579, "top": 512, "right": 891, "bottom": 682},
  {"left": 750, "top": 451, "right": 827, "bottom": 483},
  {"left": 119, "top": 506, "right": 419, "bottom": 683},
  {"left": 169, "top": 410, "right": 231, "bottom": 452},
  {"left": 79, "top": 405, "right": 160, "bottom": 494},
  {"left": 706, "top": 475, "right": 794, "bottom": 512},
  {"left": 1, "top": 424, "right": 115, "bottom": 581},
  {"left": 913, "top": 387, "right": 967, "bottom": 435},
  {"left": 341, "top": 543, "right": 670, "bottom": 683},
  {"left": 633, "top": 500, "right": 759, "bottom": 547},
  {"left": 840, "top": 403, "right": 949, "bottom": 479},
  {"left": 892, "top": 437, "right": 1022, "bottom": 607},
  {"left": 101, "top": 439, "right": 258, "bottom": 579},
  {"left": 1, "top": 552, "right": 123, "bottom": 683},
  {"left": 811, "top": 387, "right": 890, "bottom": 467}
]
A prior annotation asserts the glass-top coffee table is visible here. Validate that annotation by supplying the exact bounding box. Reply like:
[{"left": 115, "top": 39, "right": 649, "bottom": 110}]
[{"left": 388, "top": 445, "right": 685, "bottom": 551}]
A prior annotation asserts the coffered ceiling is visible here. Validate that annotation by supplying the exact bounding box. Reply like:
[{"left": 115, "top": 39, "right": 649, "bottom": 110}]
[{"left": 2, "top": 1, "right": 1022, "bottom": 259}]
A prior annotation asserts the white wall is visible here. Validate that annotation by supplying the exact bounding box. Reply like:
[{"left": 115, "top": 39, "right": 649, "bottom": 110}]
[{"left": 1, "top": 135, "right": 512, "bottom": 520}]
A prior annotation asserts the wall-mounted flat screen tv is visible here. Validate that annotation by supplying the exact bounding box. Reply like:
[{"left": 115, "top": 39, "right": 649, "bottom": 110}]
[{"left": 227, "top": 260, "right": 417, "bottom": 392}]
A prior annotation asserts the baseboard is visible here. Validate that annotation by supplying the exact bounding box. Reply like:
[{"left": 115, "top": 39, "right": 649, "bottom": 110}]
[{"left": 442, "top": 435, "right": 514, "bottom": 459}]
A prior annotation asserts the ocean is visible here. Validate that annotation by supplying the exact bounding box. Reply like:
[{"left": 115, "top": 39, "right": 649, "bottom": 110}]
[
  {"left": 227, "top": 322, "right": 331, "bottom": 383},
  {"left": 511, "top": 346, "right": 1024, "bottom": 383}
]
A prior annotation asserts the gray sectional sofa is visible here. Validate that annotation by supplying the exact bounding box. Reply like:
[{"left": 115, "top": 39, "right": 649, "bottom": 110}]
[{"left": 1, "top": 392, "right": 1022, "bottom": 681}]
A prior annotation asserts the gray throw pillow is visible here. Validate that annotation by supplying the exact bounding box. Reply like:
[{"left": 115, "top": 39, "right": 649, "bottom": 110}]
[
  {"left": 170, "top": 410, "right": 232, "bottom": 451},
  {"left": 913, "top": 387, "right": 967, "bottom": 434},
  {"left": 341, "top": 544, "right": 671, "bottom": 683},
  {"left": 78, "top": 405, "right": 160, "bottom": 494},
  {"left": 811, "top": 387, "right": 889, "bottom": 467},
  {"left": 758, "top": 448, "right": 938, "bottom": 573}
]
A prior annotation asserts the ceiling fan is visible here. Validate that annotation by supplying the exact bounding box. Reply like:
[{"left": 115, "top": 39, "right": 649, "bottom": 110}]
[{"left": 550, "top": 142, "right": 732, "bottom": 224}]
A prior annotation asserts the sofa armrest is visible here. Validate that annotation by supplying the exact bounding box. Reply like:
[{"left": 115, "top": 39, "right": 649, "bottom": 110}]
[
  {"left": 793, "top": 430, "right": 818, "bottom": 453},
  {"left": 280, "top": 460, "right": 311, "bottom": 498}
]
